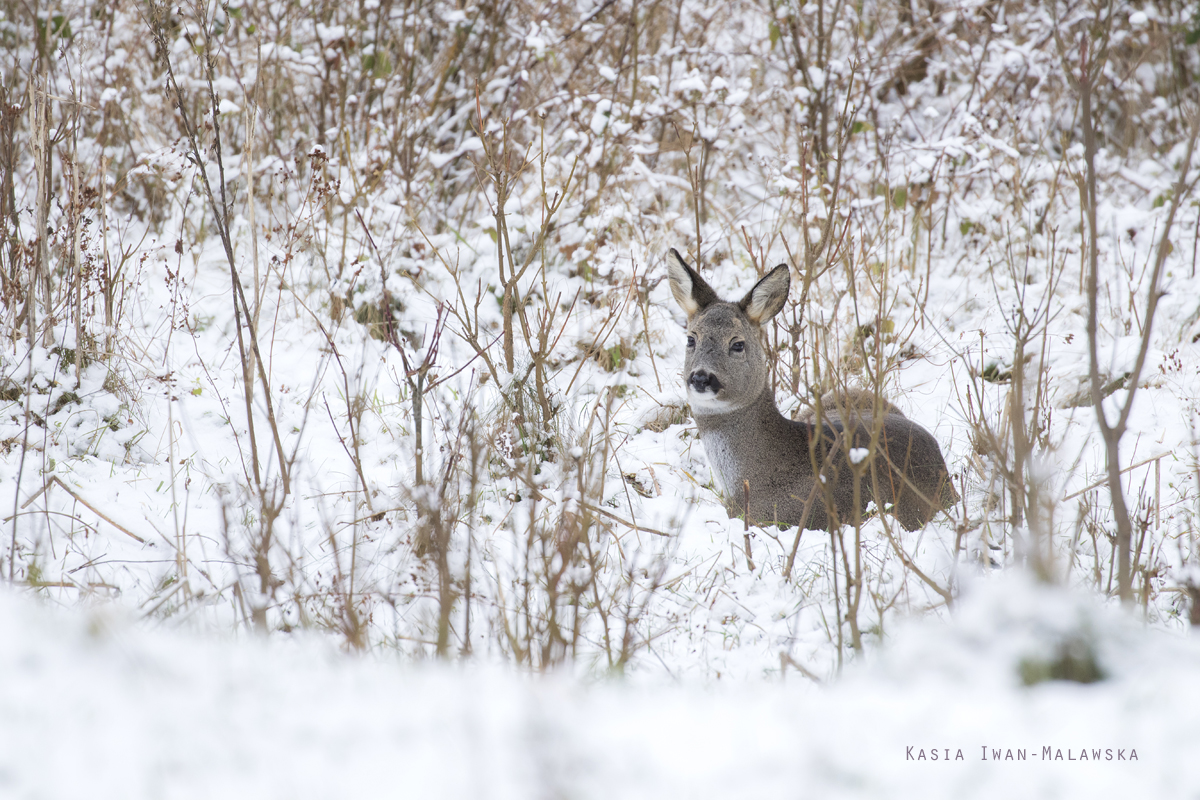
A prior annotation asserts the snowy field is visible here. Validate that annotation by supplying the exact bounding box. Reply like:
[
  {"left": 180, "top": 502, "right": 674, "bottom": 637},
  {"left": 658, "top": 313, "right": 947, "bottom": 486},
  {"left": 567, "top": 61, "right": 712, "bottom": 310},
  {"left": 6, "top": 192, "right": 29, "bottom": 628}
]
[
  {"left": 3, "top": 574, "right": 1196, "bottom": 798},
  {"left": 4, "top": 0, "right": 1200, "bottom": 795}
]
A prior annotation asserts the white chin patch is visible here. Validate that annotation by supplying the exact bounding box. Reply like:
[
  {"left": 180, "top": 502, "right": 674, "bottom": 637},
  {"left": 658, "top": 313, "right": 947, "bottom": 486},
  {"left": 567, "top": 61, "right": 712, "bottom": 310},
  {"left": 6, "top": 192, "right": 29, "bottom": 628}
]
[{"left": 687, "top": 387, "right": 732, "bottom": 413}]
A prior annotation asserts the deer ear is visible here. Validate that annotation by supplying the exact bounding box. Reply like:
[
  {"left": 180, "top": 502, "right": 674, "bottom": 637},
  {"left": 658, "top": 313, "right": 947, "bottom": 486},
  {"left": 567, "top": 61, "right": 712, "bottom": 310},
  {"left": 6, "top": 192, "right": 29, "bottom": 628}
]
[
  {"left": 739, "top": 264, "right": 790, "bottom": 324},
  {"left": 667, "top": 249, "right": 720, "bottom": 317}
]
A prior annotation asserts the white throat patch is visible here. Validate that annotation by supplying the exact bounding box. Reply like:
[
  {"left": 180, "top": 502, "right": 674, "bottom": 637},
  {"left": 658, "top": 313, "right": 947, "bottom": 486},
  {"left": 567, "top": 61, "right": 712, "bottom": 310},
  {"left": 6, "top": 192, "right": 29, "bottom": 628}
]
[{"left": 687, "top": 386, "right": 735, "bottom": 414}]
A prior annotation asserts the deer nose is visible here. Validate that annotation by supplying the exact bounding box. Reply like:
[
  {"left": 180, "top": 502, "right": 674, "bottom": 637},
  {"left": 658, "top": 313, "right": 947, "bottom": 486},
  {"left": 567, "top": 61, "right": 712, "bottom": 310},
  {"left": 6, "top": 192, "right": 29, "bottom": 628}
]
[{"left": 688, "top": 370, "right": 722, "bottom": 394}]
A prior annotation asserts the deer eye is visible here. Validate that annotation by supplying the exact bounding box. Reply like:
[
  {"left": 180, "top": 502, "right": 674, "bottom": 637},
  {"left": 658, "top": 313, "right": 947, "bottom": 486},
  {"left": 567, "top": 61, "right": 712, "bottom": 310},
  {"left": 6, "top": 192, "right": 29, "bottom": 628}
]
[
  {"left": 730, "top": 340, "right": 745, "bottom": 353},
  {"left": 686, "top": 334, "right": 696, "bottom": 348}
]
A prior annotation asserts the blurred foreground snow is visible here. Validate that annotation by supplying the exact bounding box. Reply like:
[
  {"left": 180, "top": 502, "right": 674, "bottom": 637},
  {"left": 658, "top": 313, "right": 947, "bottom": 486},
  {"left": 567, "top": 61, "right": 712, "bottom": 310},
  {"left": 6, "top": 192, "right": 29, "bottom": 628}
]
[{"left": 3, "top": 573, "right": 1196, "bottom": 799}]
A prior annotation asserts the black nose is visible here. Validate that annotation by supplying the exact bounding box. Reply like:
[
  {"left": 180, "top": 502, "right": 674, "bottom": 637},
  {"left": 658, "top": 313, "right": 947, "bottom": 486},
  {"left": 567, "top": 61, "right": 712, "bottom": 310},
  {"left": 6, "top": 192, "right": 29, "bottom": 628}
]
[{"left": 688, "top": 370, "right": 722, "bottom": 394}]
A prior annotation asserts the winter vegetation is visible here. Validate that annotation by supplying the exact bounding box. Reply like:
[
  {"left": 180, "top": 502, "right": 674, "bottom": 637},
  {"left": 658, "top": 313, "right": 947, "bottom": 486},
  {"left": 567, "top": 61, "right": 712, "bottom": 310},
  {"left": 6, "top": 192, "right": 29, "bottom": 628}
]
[{"left": 3, "top": 0, "right": 1200, "bottom": 794}]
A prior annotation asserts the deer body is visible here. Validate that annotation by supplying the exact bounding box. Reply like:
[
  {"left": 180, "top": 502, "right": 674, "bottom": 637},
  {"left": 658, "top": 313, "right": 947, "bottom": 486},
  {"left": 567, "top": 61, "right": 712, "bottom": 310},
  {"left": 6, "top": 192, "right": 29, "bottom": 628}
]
[{"left": 668, "top": 250, "right": 957, "bottom": 531}]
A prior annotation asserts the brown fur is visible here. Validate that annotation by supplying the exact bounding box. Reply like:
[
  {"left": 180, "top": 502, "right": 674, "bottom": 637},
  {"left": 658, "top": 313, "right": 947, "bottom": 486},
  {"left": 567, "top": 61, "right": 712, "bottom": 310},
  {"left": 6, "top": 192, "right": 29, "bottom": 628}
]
[{"left": 669, "top": 251, "right": 958, "bottom": 531}]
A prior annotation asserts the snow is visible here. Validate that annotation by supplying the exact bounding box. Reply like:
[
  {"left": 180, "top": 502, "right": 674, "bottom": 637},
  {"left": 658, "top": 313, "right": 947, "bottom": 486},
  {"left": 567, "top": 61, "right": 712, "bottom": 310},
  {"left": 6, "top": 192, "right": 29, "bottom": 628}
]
[
  {"left": 2, "top": 575, "right": 1193, "bottom": 798},
  {"left": 4, "top": 0, "right": 1200, "bottom": 794}
]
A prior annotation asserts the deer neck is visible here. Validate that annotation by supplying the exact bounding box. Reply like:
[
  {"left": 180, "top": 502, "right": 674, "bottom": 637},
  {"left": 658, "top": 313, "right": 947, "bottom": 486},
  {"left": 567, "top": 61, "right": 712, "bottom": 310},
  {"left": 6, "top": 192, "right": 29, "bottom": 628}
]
[{"left": 693, "top": 387, "right": 794, "bottom": 497}]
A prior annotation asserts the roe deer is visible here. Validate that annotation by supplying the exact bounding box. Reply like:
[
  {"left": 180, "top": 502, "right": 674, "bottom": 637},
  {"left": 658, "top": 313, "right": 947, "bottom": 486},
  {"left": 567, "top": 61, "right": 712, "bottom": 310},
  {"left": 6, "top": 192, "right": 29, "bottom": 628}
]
[{"left": 667, "top": 249, "right": 958, "bottom": 531}]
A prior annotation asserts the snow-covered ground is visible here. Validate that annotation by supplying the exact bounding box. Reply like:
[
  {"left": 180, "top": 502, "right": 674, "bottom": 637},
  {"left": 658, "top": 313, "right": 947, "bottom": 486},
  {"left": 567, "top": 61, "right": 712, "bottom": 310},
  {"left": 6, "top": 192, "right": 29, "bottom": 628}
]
[
  {"left": 4, "top": 573, "right": 1195, "bottom": 799},
  {"left": 4, "top": 0, "right": 1200, "bottom": 795}
]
